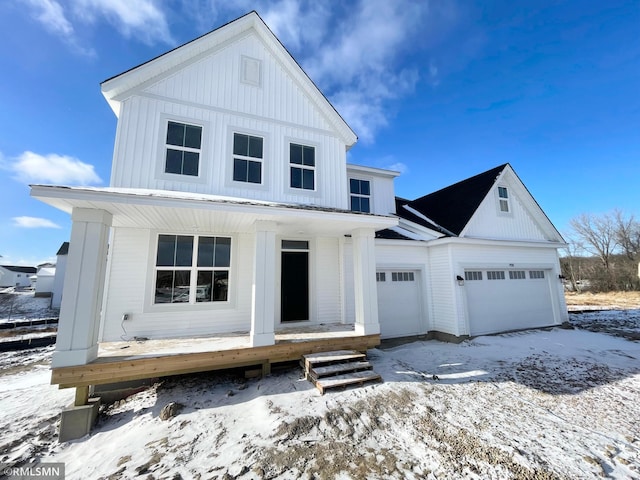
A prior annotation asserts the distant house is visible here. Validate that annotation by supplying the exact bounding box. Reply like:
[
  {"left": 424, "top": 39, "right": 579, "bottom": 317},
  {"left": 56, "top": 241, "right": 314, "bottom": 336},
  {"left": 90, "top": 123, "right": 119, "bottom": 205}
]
[
  {"left": 0, "top": 265, "right": 37, "bottom": 288},
  {"left": 32, "top": 11, "right": 568, "bottom": 373},
  {"left": 35, "top": 263, "right": 56, "bottom": 297},
  {"left": 51, "top": 242, "right": 69, "bottom": 309}
]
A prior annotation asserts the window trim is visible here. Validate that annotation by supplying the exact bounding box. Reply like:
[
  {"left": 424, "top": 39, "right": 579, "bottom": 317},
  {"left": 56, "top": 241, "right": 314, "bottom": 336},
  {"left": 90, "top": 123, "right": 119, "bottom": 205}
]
[
  {"left": 285, "top": 138, "right": 321, "bottom": 197},
  {"left": 146, "top": 232, "right": 235, "bottom": 312},
  {"left": 349, "top": 177, "right": 372, "bottom": 213},
  {"left": 227, "top": 127, "right": 270, "bottom": 190},
  {"left": 156, "top": 114, "right": 210, "bottom": 185},
  {"left": 496, "top": 185, "right": 512, "bottom": 215}
]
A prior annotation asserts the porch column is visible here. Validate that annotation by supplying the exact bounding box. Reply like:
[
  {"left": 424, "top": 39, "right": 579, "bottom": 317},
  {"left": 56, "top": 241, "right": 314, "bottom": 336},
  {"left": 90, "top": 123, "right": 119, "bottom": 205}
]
[
  {"left": 250, "top": 220, "right": 277, "bottom": 347},
  {"left": 52, "top": 208, "right": 112, "bottom": 368},
  {"left": 352, "top": 228, "right": 380, "bottom": 335}
]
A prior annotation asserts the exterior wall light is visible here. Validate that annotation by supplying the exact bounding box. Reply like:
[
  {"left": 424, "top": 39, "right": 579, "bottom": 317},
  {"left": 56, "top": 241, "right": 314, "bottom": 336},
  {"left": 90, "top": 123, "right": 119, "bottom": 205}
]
[{"left": 456, "top": 275, "right": 464, "bottom": 286}]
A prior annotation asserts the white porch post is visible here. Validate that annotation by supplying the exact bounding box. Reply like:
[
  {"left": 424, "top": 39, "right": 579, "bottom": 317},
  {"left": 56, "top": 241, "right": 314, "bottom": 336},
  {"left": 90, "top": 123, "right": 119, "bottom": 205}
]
[
  {"left": 52, "top": 208, "right": 112, "bottom": 368},
  {"left": 352, "top": 228, "right": 380, "bottom": 335},
  {"left": 250, "top": 220, "right": 277, "bottom": 347}
]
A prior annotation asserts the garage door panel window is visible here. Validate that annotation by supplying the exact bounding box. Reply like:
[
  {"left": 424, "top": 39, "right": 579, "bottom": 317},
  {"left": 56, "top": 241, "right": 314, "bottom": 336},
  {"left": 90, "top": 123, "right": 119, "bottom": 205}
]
[
  {"left": 392, "top": 272, "right": 414, "bottom": 282},
  {"left": 509, "top": 270, "right": 526, "bottom": 280},
  {"left": 465, "top": 271, "right": 482, "bottom": 281},
  {"left": 487, "top": 271, "right": 505, "bottom": 280},
  {"left": 376, "top": 272, "right": 386, "bottom": 282},
  {"left": 529, "top": 270, "right": 545, "bottom": 279}
]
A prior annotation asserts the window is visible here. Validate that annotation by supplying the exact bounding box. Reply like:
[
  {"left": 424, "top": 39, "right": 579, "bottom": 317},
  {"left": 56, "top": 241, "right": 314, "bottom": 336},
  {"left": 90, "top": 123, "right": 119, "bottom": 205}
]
[
  {"left": 233, "top": 133, "right": 263, "bottom": 184},
  {"left": 392, "top": 272, "right": 415, "bottom": 282},
  {"left": 155, "top": 235, "right": 230, "bottom": 304},
  {"left": 165, "top": 121, "right": 202, "bottom": 176},
  {"left": 376, "top": 272, "right": 386, "bottom": 282},
  {"left": 465, "top": 271, "right": 482, "bottom": 281},
  {"left": 487, "top": 271, "right": 505, "bottom": 280},
  {"left": 290, "top": 143, "right": 315, "bottom": 190},
  {"left": 509, "top": 270, "right": 526, "bottom": 280},
  {"left": 498, "top": 186, "right": 510, "bottom": 213},
  {"left": 529, "top": 270, "right": 545, "bottom": 279},
  {"left": 350, "top": 179, "right": 371, "bottom": 213}
]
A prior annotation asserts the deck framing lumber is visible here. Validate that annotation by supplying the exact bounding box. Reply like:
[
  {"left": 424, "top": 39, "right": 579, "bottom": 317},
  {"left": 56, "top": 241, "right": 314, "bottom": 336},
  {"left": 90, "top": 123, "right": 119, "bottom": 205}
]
[{"left": 52, "top": 334, "right": 380, "bottom": 389}]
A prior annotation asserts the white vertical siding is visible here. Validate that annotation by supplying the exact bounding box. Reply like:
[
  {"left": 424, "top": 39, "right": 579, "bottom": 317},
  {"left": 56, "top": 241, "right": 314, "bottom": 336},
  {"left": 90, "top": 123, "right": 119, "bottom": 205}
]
[
  {"left": 427, "top": 244, "right": 459, "bottom": 335},
  {"left": 110, "top": 32, "right": 350, "bottom": 208},
  {"left": 313, "top": 237, "right": 342, "bottom": 322}
]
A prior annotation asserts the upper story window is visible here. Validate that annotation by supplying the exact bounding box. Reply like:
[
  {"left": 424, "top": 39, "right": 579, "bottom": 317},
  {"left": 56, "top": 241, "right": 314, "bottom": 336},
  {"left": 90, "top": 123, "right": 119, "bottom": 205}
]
[
  {"left": 165, "top": 121, "right": 202, "bottom": 177},
  {"left": 290, "top": 143, "right": 315, "bottom": 190},
  {"left": 498, "top": 186, "right": 510, "bottom": 213},
  {"left": 350, "top": 179, "right": 371, "bottom": 213},
  {"left": 155, "top": 234, "right": 230, "bottom": 304},
  {"left": 233, "top": 133, "right": 263, "bottom": 184}
]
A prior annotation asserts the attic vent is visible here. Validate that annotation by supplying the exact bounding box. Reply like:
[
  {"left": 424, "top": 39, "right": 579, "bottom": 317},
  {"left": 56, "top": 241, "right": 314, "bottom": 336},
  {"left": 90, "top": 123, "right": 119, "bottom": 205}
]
[{"left": 241, "top": 56, "right": 262, "bottom": 87}]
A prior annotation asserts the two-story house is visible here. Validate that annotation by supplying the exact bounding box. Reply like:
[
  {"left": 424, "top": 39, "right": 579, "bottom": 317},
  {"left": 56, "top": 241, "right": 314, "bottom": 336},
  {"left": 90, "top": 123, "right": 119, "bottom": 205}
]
[{"left": 32, "top": 12, "right": 568, "bottom": 381}]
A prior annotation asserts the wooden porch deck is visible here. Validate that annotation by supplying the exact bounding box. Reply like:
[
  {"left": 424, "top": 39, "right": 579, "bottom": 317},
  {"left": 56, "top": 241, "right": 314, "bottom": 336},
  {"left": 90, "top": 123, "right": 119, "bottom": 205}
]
[{"left": 51, "top": 324, "right": 380, "bottom": 389}]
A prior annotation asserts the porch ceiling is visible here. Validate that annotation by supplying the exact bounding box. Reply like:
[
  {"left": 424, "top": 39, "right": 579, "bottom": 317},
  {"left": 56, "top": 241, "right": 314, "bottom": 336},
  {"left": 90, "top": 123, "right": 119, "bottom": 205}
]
[{"left": 31, "top": 185, "right": 397, "bottom": 236}]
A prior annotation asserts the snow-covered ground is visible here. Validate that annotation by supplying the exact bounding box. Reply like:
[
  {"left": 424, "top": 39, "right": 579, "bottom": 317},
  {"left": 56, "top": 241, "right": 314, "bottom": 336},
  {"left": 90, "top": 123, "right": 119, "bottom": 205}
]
[{"left": 0, "top": 304, "right": 639, "bottom": 479}]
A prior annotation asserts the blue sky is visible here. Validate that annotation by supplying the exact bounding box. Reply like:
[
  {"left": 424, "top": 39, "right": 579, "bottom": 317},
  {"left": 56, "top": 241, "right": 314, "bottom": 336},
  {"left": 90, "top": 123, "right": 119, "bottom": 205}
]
[{"left": 1, "top": 0, "right": 639, "bottom": 265}]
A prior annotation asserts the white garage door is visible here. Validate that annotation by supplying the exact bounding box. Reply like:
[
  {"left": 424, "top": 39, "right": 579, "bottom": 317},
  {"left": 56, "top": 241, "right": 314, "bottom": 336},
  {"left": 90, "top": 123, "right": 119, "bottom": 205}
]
[
  {"left": 465, "top": 269, "right": 555, "bottom": 336},
  {"left": 377, "top": 270, "right": 422, "bottom": 338}
]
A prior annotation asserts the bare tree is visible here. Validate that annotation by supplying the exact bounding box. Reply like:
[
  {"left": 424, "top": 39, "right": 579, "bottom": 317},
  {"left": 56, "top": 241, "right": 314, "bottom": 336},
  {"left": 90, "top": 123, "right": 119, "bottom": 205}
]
[
  {"left": 614, "top": 210, "right": 640, "bottom": 261},
  {"left": 569, "top": 212, "right": 619, "bottom": 271}
]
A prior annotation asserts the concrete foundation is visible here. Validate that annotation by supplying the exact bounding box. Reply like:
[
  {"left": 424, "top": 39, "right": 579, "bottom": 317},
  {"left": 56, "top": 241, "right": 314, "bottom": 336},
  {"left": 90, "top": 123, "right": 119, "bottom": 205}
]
[{"left": 59, "top": 397, "right": 100, "bottom": 443}]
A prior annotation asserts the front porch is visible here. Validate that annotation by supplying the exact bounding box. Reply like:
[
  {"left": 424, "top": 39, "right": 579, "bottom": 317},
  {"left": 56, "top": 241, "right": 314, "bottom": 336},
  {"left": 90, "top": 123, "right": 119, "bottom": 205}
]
[{"left": 51, "top": 323, "right": 380, "bottom": 390}]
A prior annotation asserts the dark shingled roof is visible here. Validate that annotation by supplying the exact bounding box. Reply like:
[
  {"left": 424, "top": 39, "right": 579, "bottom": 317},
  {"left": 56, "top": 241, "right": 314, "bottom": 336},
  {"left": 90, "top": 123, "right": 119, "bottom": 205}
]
[
  {"left": 56, "top": 242, "right": 69, "bottom": 255},
  {"left": 394, "top": 198, "right": 446, "bottom": 234},
  {"left": 1, "top": 265, "right": 37, "bottom": 274},
  {"left": 400, "top": 164, "right": 508, "bottom": 236},
  {"left": 375, "top": 228, "right": 414, "bottom": 240}
]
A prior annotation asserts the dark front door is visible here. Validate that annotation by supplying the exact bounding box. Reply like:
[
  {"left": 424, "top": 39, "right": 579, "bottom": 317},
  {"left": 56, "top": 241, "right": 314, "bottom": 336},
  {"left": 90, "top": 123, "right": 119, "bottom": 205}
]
[{"left": 281, "top": 251, "right": 309, "bottom": 322}]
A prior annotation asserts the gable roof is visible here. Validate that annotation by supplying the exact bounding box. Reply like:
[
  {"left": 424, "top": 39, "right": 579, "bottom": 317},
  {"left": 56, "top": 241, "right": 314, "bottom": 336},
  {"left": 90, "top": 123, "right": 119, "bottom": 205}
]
[
  {"left": 100, "top": 11, "right": 357, "bottom": 147},
  {"left": 56, "top": 242, "right": 69, "bottom": 256},
  {"left": 400, "top": 164, "right": 508, "bottom": 236},
  {"left": 1, "top": 265, "right": 37, "bottom": 274}
]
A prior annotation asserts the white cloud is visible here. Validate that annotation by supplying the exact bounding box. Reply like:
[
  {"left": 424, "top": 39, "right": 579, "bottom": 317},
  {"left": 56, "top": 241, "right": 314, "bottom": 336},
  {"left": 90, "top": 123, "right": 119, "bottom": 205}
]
[
  {"left": 12, "top": 216, "right": 62, "bottom": 229},
  {"left": 22, "top": 0, "right": 95, "bottom": 56},
  {"left": 258, "top": 0, "right": 430, "bottom": 144},
  {"left": 71, "top": 0, "right": 174, "bottom": 45},
  {"left": 385, "top": 162, "right": 409, "bottom": 174},
  {"left": 9, "top": 151, "right": 102, "bottom": 185},
  {"left": 22, "top": 0, "right": 173, "bottom": 54}
]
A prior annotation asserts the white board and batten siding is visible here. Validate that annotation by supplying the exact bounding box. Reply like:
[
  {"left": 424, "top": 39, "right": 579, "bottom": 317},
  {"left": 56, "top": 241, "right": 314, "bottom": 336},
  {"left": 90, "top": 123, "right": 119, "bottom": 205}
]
[{"left": 111, "top": 32, "right": 350, "bottom": 210}]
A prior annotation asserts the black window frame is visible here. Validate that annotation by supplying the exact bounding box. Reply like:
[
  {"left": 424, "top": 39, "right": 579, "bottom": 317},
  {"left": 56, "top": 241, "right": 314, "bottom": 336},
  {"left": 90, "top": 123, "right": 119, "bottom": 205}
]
[
  {"left": 164, "top": 121, "right": 202, "bottom": 177},
  {"left": 232, "top": 133, "right": 264, "bottom": 184},
  {"left": 289, "top": 143, "right": 315, "bottom": 190}
]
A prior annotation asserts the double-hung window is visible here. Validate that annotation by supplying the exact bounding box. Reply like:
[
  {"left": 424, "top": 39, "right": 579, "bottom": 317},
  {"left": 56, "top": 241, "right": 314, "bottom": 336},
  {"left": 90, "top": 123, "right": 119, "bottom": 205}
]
[
  {"left": 233, "top": 133, "right": 263, "bottom": 184},
  {"left": 165, "top": 121, "right": 202, "bottom": 177},
  {"left": 155, "top": 235, "right": 230, "bottom": 304},
  {"left": 290, "top": 143, "right": 315, "bottom": 190},
  {"left": 498, "top": 186, "right": 510, "bottom": 213},
  {"left": 350, "top": 179, "right": 371, "bottom": 213}
]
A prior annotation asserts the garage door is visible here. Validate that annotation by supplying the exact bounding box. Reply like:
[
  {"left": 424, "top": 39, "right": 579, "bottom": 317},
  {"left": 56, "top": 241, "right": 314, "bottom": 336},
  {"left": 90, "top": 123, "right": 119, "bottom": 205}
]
[
  {"left": 376, "top": 270, "right": 422, "bottom": 338},
  {"left": 465, "top": 269, "right": 555, "bottom": 336}
]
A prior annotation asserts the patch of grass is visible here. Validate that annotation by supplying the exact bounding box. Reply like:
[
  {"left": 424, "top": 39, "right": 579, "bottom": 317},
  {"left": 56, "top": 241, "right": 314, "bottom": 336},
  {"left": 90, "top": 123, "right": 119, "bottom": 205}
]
[{"left": 564, "top": 291, "right": 640, "bottom": 309}]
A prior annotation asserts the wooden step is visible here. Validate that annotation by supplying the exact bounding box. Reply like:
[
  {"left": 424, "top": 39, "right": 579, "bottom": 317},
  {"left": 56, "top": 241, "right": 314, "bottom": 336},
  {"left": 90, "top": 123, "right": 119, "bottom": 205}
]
[
  {"left": 314, "top": 370, "right": 382, "bottom": 394},
  {"left": 302, "top": 350, "right": 366, "bottom": 371},
  {"left": 308, "top": 361, "right": 373, "bottom": 380}
]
